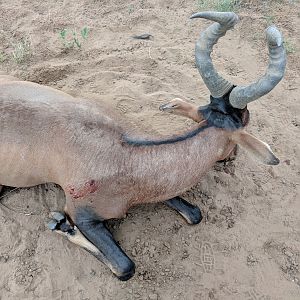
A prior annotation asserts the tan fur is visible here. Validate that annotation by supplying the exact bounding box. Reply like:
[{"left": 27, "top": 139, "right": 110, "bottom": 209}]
[
  {"left": 231, "top": 131, "right": 279, "bottom": 165},
  {"left": 0, "top": 75, "right": 275, "bottom": 221}
]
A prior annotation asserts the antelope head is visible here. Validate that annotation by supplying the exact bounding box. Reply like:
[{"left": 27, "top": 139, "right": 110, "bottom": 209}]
[{"left": 160, "top": 11, "right": 286, "bottom": 165}]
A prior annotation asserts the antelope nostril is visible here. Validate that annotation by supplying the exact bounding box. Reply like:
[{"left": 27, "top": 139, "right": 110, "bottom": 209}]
[{"left": 159, "top": 104, "right": 177, "bottom": 111}]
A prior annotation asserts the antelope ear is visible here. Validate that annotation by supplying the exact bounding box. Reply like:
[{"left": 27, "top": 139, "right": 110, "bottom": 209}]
[{"left": 231, "top": 131, "right": 280, "bottom": 165}]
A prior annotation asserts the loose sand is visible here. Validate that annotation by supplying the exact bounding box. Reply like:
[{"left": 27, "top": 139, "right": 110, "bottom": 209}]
[{"left": 0, "top": 1, "right": 299, "bottom": 299}]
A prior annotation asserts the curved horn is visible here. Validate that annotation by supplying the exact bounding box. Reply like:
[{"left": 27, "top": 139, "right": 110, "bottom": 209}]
[
  {"left": 229, "top": 25, "right": 286, "bottom": 109},
  {"left": 190, "top": 11, "right": 239, "bottom": 98}
]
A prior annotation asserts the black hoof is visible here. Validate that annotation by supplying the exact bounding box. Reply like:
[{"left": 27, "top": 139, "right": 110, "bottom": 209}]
[
  {"left": 47, "top": 211, "right": 74, "bottom": 234},
  {"left": 51, "top": 211, "right": 66, "bottom": 222},
  {"left": 165, "top": 197, "right": 203, "bottom": 225},
  {"left": 187, "top": 205, "right": 203, "bottom": 225},
  {"left": 115, "top": 262, "right": 136, "bottom": 281},
  {"left": 47, "top": 219, "right": 59, "bottom": 230}
]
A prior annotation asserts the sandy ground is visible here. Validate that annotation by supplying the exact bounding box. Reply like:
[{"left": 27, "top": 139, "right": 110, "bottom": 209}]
[{"left": 0, "top": 0, "right": 299, "bottom": 299}]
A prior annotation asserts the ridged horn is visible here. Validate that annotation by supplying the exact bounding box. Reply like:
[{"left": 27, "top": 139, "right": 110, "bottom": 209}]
[
  {"left": 229, "top": 25, "right": 287, "bottom": 109},
  {"left": 190, "top": 11, "right": 239, "bottom": 98}
]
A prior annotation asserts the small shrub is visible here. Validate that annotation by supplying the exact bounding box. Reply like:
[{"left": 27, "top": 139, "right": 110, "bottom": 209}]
[
  {"left": 128, "top": 4, "right": 135, "bottom": 14},
  {"left": 59, "top": 27, "right": 90, "bottom": 49},
  {"left": 197, "top": 0, "right": 241, "bottom": 12},
  {"left": 264, "top": 15, "right": 275, "bottom": 26},
  {"left": 12, "top": 38, "right": 31, "bottom": 64},
  {"left": 215, "top": 0, "right": 240, "bottom": 11},
  {"left": 252, "top": 32, "right": 263, "bottom": 41},
  {"left": 0, "top": 51, "right": 6, "bottom": 63},
  {"left": 284, "top": 39, "right": 296, "bottom": 54}
]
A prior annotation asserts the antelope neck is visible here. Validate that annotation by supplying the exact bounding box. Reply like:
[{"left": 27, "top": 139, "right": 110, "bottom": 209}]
[
  {"left": 122, "top": 124, "right": 211, "bottom": 147},
  {"left": 122, "top": 89, "right": 249, "bottom": 147}
]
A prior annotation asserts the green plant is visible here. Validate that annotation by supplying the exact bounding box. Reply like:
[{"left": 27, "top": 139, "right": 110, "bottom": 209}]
[
  {"left": 284, "top": 39, "right": 296, "bottom": 54},
  {"left": 59, "top": 29, "right": 70, "bottom": 48},
  {"left": 0, "top": 51, "right": 6, "bottom": 63},
  {"left": 216, "top": 0, "right": 240, "bottom": 11},
  {"left": 264, "top": 15, "right": 275, "bottom": 26},
  {"left": 59, "top": 26, "right": 90, "bottom": 49},
  {"left": 81, "top": 27, "right": 89, "bottom": 40},
  {"left": 197, "top": 0, "right": 240, "bottom": 12},
  {"left": 252, "top": 32, "right": 263, "bottom": 41},
  {"left": 12, "top": 38, "right": 31, "bottom": 64},
  {"left": 128, "top": 4, "right": 135, "bottom": 14}
]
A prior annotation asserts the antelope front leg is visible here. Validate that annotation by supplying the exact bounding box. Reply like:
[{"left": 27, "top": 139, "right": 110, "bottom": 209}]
[
  {"left": 165, "top": 196, "right": 203, "bottom": 225},
  {"left": 48, "top": 209, "right": 135, "bottom": 281}
]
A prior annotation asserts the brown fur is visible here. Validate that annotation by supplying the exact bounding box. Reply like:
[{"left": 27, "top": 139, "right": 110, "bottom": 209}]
[{"left": 0, "top": 76, "right": 276, "bottom": 220}]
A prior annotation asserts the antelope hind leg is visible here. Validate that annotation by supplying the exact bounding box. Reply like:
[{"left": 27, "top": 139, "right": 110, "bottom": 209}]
[
  {"left": 165, "top": 196, "right": 203, "bottom": 225},
  {"left": 48, "top": 209, "right": 135, "bottom": 281}
]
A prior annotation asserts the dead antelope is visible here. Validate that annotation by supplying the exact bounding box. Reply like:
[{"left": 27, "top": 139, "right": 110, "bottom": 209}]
[{"left": 0, "top": 12, "right": 286, "bottom": 280}]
